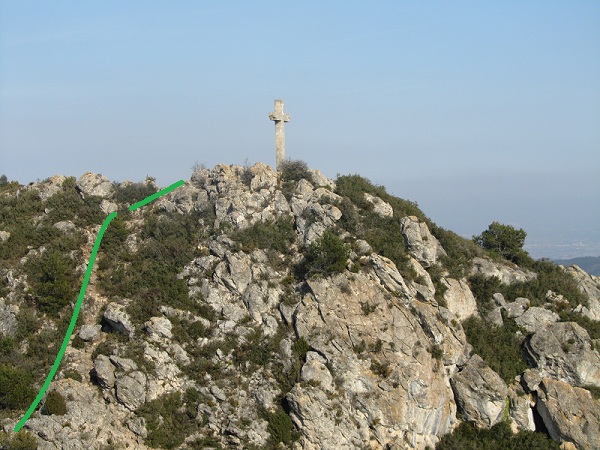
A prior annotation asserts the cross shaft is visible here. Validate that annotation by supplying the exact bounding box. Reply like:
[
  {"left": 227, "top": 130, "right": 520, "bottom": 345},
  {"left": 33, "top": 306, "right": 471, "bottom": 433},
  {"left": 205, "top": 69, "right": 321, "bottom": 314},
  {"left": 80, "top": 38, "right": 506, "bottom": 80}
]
[{"left": 269, "top": 99, "right": 290, "bottom": 171}]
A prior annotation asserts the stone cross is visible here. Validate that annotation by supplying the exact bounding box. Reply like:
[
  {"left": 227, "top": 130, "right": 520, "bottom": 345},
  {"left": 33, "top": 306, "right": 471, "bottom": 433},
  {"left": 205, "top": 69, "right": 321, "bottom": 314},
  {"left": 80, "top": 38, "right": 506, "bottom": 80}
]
[{"left": 269, "top": 99, "right": 290, "bottom": 171}]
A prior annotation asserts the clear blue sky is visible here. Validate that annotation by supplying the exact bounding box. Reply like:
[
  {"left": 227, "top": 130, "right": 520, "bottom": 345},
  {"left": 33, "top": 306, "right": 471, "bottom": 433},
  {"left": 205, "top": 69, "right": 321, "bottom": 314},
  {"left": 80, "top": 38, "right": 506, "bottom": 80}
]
[{"left": 1, "top": 1, "right": 599, "bottom": 259}]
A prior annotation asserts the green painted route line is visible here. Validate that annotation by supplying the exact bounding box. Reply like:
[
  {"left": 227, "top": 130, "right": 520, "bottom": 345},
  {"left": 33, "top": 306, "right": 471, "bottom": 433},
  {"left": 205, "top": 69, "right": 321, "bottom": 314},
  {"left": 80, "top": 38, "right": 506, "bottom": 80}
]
[{"left": 14, "top": 179, "right": 184, "bottom": 433}]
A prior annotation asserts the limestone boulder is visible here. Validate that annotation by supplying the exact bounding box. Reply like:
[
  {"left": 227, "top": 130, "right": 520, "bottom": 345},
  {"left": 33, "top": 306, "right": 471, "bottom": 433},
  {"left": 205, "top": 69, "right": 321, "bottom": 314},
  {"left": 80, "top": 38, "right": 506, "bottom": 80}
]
[
  {"left": 155, "top": 181, "right": 199, "bottom": 214},
  {"left": 248, "top": 162, "right": 277, "bottom": 191},
  {"left": 115, "top": 371, "right": 147, "bottom": 411},
  {"left": 364, "top": 193, "right": 393, "bottom": 218},
  {"left": 514, "top": 306, "right": 559, "bottom": 334},
  {"left": 34, "top": 175, "right": 67, "bottom": 201},
  {"left": 471, "top": 257, "right": 537, "bottom": 284},
  {"left": 77, "top": 172, "right": 114, "bottom": 198},
  {"left": 0, "top": 299, "right": 18, "bottom": 337},
  {"left": 93, "top": 355, "right": 116, "bottom": 389},
  {"left": 400, "top": 216, "right": 446, "bottom": 268},
  {"left": 100, "top": 199, "right": 118, "bottom": 214},
  {"left": 442, "top": 278, "right": 477, "bottom": 320},
  {"left": 102, "top": 302, "right": 135, "bottom": 337},
  {"left": 564, "top": 264, "right": 600, "bottom": 320},
  {"left": 78, "top": 324, "right": 101, "bottom": 342},
  {"left": 144, "top": 316, "right": 173, "bottom": 340},
  {"left": 450, "top": 354, "right": 508, "bottom": 428},
  {"left": 536, "top": 378, "right": 600, "bottom": 450},
  {"left": 507, "top": 384, "right": 536, "bottom": 431},
  {"left": 503, "top": 297, "right": 530, "bottom": 319},
  {"left": 524, "top": 322, "right": 600, "bottom": 387}
]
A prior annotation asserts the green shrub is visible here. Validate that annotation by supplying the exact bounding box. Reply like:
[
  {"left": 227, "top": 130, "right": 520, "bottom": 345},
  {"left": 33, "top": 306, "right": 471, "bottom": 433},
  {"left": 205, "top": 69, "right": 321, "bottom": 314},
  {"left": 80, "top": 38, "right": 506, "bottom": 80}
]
[
  {"left": 267, "top": 410, "right": 293, "bottom": 444},
  {"left": 335, "top": 174, "right": 425, "bottom": 221},
  {"left": 113, "top": 181, "right": 157, "bottom": 206},
  {"left": 25, "top": 250, "right": 78, "bottom": 317},
  {"left": 370, "top": 359, "right": 392, "bottom": 378},
  {"left": 62, "top": 369, "right": 83, "bottom": 382},
  {"left": 333, "top": 174, "right": 418, "bottom": 278},
  {"left": 291, "top": 337, "right": 310, "bottom": 361},
  {"left": 0, "top": 364, "right": 35, "bottom": 410},
  {"left": 430, "top": 225, "right": 482, "bottom": 278},
  {"left": 299, "top": 230, "right": 349, "bottom": 278},
  {"left": 503, "top": 259, "right": 588, "bottom": 309},
  {"left": 435, "top": 420, "right": 560, "bottom": 450},
  {"left": 43, "top": 390, "right": 67, "bottom": 415},
  {"left": 99, "top": 213, "right": 204, "bottom": 324},
  {"left": 5, "top": 431, "right": 38, "bottom": 450},
  {"left": 231, "top": 217, "right": 295, "bottom": 254},
  {"left": 467, "top": 274, "right": 502, "bottom": 314},
  {"left": 137, "top": 391, "right": 198, "bottom": 449},
  {"left": 279, "top": 160, "right": 312, "bottom": 183},
  {"left": 462, "top": 316, "right": 527, "bottom": 384}
]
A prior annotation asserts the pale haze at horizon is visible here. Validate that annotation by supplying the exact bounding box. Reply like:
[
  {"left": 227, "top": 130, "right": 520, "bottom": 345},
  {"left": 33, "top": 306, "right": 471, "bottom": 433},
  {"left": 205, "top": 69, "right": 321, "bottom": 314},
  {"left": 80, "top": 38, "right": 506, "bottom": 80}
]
[{"left": 1, "top": 1, "right": 599, "bottom": 259}]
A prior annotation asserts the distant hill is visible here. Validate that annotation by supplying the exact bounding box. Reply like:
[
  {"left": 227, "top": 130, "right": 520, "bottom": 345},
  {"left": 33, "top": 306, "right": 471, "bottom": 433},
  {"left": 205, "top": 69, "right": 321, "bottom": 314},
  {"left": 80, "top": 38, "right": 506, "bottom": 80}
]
[{"left": 554, "top": 256, "right": 600, "bottom": 276}]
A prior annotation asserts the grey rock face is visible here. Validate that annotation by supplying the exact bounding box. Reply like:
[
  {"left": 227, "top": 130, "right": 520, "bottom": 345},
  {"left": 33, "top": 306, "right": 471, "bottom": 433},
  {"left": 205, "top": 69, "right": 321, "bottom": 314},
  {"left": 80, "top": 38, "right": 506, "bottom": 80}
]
[
  {"left": 21, "top": 379, "right": 144, "bottom": 449},
  {"left": 535, "top": 378, "right": 600, "bottom": 450},
  {"left": 93, "top": 355, "right": 116, "bottom": 389},
  {"left": 524, "top": 322, "right": 600, "bottom": 388},
  {"left": 442, "top": 278, "right": 477, "bottom": 320},
  {"left": 78, "top": 324, "right": 101, "bottom": 342},
  {"left": 503, "top": 297, "right": 530, "bottom": 319},
  {"left": 507, "top": 385, "right": 535, "bottom": 431},
  {"left": 144, "top": 316, "right": 172, "bottom": 340},
  {"left": 564, "top": 264, "right": 600, "bottom": 320},
  {"left": 400, "top": 216, "right": 446, "bottom": 268},
  {"left": 364, "top": 193, "right": 393, "bottom": 218},
  {"left": 0, "top": 299, "right": 18, "bottom": 337},
  {"left": 471, "top": 257, "right": 537, "bottom": 284},
  {"left": 102, "top": 302, "right": 135, "bottom": 337},
  {"left": 450, "top": 355, "right": 508, "bottom": 428},
  {"left": 53, "top": 220, "right": 76, "bottom": 232},
  {"left": 76, "top": 172, "right": 114, "bottom": 198},
  {"left": 115, "top": 371, "right": 147, "bottom": 411},
  {"left": 32, "top": 175, "right": 66, "bottom": 201},
  {"left": 514, "top": 306, "right": 559, "bottom": 333},
  {"left": 0, "top": 230, "right": 10, "bottom": 242},
  {"left": 292, "top": 271, "right": 462, "bottom": 449}
]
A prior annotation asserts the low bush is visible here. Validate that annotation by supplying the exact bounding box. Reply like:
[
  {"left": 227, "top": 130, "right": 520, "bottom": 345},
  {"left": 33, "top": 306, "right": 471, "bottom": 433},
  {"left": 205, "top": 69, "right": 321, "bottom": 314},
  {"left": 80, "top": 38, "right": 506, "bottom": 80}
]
[
  {"left": 137, "top": 391, "right": 198, "bottom": 449},
  {"left": 298, "top": 230, "right": 349, "bottom": 278},
  {"left": 435, "top": 420, "right": 560, "bottom": 450},
  {"left": 267, "top": 410, "right": 293, "bottom": 445},
  {"left": 231, "top": 217, "right": 295, "bottom": 254},
  {"left": 25, "top": 250, "right": 78, "bottom": 317},
  {"left": 43, "top": 390, "right": 67, "bottom": 415},
  {"left": 462, "top": 316, "right": 527, "bottom": 384},
  {"left": 113, "top": 181, "right": 157, "bottom": 206},
  {"left": 4, "top": 431, "right": 38, "bottom": 450},
  {"left": 0, "top": 364, "right": 35, "bottom": 410},
  {"left": 279, "top": 160, "right": 312, "bottom": 184}
]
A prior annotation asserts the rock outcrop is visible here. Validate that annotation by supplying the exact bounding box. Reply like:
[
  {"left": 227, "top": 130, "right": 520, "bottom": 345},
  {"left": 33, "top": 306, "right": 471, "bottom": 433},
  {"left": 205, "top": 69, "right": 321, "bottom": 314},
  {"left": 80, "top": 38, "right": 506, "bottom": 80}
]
[
  {"left": 535, "top": 378, "right": 600, "bottom": 450},
  {"left": 524, "top": 322, "right": 600, "bottom": 388},
  {"left": 1, "top": 163, "right": 599, "bottom": 450},
  {"left": 450, "top": 355, "right": 508, "bottom": 428}
]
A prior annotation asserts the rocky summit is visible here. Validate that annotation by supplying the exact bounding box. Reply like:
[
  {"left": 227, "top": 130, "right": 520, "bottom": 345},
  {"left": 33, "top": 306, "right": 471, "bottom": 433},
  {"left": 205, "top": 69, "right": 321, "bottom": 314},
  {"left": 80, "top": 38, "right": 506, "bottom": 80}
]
[{"left": 0, "top": 162, "right": 598, "bottom": 450}]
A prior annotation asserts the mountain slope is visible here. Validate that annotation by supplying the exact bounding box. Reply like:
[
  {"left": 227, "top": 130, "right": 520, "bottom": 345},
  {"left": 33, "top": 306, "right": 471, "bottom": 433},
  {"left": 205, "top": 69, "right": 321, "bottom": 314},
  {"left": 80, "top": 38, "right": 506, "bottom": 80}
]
[{"left": 0, "top": 163, "right": 598, "bottom": 450}]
